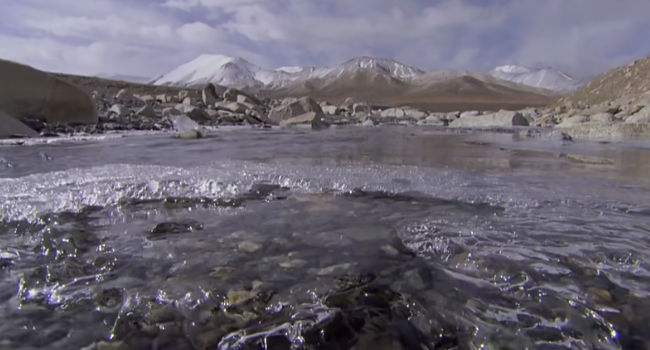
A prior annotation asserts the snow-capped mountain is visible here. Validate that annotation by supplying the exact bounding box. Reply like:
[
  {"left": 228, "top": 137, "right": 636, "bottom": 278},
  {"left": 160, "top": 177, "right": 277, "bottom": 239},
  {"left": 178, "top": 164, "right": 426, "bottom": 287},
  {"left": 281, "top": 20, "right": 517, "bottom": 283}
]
[
  {"left": 488, "top": 65, "right": 583, "bottom": 92},
  {"left": 95, "top": 73, "right": 151, "bottom": 84},
  {"left": 152, "top": 55, "right": 425, "bottom": 88},
  {"left": 152, "top": 54, "right": 292, "bottom": 88}
]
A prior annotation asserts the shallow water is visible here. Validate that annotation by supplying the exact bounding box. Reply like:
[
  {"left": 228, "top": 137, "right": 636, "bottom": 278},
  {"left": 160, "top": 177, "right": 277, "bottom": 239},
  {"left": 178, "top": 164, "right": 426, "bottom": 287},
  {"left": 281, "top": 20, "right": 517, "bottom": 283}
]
[{"left": 1, "top": 126, "right": 650, "bottom": 350}]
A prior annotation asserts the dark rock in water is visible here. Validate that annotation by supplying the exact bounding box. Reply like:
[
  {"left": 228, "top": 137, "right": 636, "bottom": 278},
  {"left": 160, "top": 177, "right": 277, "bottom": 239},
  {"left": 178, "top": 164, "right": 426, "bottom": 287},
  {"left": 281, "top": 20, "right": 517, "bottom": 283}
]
[
  {"left": 149, "top": 220, "right": 203, "bottom": 238},
  {"left": 312, "top": 115, "right": 331, "bottom": 130},
  {"left": 0, "top": 258, "right": 13, "bottom": 269}
]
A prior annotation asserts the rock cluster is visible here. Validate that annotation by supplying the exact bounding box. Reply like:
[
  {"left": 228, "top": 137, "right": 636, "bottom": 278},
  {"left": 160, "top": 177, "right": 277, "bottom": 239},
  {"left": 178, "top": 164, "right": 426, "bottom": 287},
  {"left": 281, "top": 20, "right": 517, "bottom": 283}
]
[{"left": 3, "top": 56, "right": 650, "bottom": 141}]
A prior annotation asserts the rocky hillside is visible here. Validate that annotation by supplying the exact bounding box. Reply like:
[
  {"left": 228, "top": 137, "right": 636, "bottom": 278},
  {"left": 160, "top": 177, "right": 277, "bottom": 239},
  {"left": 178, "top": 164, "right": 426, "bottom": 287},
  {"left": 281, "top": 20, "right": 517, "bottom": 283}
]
[
  {"left": 489, "top": 65, "right": 583, "bottom": 92},
  {"left": 557, "top": 54, "right": 650, "bottom": 106}
]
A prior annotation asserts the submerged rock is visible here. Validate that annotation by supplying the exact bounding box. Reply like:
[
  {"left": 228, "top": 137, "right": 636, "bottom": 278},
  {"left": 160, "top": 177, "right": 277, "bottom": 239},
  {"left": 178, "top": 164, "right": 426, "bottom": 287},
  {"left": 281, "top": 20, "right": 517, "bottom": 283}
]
[
  {"left": 174, "top": 129, "right": 203, "bottom": 139},
  {"left": 449, "top": 110, "right": 529, "bottom": 128},
  {"left": 148, "top": 220, "right": 203, "bottom": 239}
]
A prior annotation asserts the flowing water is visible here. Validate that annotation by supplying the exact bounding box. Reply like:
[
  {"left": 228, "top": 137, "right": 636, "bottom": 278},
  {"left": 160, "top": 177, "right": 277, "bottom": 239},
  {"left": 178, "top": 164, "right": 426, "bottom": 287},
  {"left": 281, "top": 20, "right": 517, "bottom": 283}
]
[{"left": 1, "top": 126, "right": 650, "bottom": 350}]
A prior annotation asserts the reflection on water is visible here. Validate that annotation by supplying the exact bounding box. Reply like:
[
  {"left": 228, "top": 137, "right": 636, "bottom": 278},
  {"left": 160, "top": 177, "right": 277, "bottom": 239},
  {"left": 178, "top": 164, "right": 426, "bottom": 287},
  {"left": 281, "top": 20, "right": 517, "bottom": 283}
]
[{"left": 1, "top": 126, "right": 650, "bottom": 350}]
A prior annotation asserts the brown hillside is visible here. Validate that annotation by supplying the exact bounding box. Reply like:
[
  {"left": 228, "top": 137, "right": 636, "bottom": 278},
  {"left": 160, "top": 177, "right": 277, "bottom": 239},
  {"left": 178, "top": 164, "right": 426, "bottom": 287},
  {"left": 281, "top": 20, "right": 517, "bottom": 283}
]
[
  {"left": 557, "top": 53, "right": 650, "bottom": 106},
  {"left": 49, "top": 69, "right": 556, "bottom": 113},
  {"left": 262, "top": 72, "right": 557, "bottom": 112}
]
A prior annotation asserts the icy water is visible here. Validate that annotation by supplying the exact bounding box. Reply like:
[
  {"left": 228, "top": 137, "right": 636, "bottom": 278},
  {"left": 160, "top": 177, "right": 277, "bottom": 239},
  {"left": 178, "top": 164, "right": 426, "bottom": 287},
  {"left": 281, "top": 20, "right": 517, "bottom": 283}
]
[{"left": 1, "top": 126, "right": 650, "bottom": 350}]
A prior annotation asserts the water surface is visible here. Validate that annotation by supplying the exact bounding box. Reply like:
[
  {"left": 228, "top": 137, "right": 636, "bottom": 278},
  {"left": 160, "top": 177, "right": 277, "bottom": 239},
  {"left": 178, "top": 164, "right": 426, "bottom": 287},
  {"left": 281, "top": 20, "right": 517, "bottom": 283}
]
[{"left": 1, "top": 126, "right": 650, "bottom": 350}]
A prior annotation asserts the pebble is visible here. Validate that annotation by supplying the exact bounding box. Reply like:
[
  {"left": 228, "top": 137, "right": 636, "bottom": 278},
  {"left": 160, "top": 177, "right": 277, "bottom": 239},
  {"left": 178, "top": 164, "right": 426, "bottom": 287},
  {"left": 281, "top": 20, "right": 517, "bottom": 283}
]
[
  {"left": 209, "top": 266, "right": 238, "bottom": 279},
  {"left": 316, "top": 263, "right": 355, "bottom": 276},
  {"left": 380, "top": 244, "right": 400, "bottom": 256},
  {"left": 238, "top": 241, "right": 262, "bottom": 253},
  {"left": 280, "top": 259, "right": 308, "bottom": 268}
]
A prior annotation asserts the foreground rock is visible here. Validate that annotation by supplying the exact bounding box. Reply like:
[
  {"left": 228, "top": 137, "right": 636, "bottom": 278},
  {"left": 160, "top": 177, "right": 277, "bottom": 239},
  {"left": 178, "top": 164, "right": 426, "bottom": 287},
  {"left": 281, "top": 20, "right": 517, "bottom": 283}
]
[
  {"left": 549, "top": 123, "right": 650, "bottom": 140},
  {"left": 0, "top": 59, "right": 98, "bottom": 124},
  {"left": 449, "top": 110, "right": 529, "bottom": 128},
  {"left": 269, "top": 97, "right": 326, "bottom": 123},
  {"left": 0, "top": 110, "right": 39, "bottom": 137}
]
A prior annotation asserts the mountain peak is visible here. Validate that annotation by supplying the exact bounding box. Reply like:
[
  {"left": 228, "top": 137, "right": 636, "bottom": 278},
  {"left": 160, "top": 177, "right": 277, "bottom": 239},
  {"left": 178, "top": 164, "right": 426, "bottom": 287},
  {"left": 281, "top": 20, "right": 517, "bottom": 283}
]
[
  {"left": 492, "top": 65, "right": 534, "bottom": 74},
  {"left": 489, "top": 65, "right": 582, "bottom": 92},
  {"left": 340, "top": 56, "right": 425, "bottom": 78}
]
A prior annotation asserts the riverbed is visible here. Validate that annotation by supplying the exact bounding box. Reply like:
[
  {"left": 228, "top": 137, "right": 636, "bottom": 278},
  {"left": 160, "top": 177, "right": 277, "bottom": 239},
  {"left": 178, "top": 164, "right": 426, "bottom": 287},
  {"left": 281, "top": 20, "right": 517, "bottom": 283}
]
[{"left": 1, "top": 126, "right": 649, "bottom": 350}]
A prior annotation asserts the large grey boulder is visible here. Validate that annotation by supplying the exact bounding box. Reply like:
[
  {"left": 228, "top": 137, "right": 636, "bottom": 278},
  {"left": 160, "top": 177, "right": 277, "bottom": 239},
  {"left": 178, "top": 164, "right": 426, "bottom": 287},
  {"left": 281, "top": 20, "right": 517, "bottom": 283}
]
[
  {"left": 223, "top": 87, "right": 260, "bottom": 105},
  {"left": 202, "top": 83, "right": 220, "bottom": 106},
  {"left": 268, "top": 97, "right": 325, "bottom": 123},
  {"left": 556, "top": 115, "right": 589, "bottom": 128},
  {"left": 625, "top": 107, "right": 650, "bottom": 123},
  {"left": 0, "top": 110, "right": 38, "bottom": 137},
  {"left": 449, "top": 110, "right": 529, "bottom": 128},
  {"left": 0, "top": 59, "right": 98, "bottom": 124}
]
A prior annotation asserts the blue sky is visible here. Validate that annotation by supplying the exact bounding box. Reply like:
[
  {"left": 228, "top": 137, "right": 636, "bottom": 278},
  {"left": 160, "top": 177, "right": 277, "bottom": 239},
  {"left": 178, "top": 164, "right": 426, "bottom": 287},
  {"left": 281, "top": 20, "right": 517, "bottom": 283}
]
[{"left": 1, "top": 0, "right": 649, "bottom": 79}]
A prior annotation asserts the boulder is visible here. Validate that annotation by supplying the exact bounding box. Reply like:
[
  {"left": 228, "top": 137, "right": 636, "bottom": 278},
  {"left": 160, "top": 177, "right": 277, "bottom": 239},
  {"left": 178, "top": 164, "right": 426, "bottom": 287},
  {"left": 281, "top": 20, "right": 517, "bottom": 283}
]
[
  {"left": 0, "top": 110, "right": 38, "bottom": 138},
  {"left": 162, "top": 107, "right": 182, "bottom": 118},
  {"left": 549, "top": 123, "right": 650, "bottom": 140},
  {"left": 202, "top": 83, "right": 220, "bottom": 106},
  {"left": 115, "top": 89, "right": 132, "bottom": 100},
  {"left": 175, "top": 104, "right": 211, "bottom": 123},
  {"left": 321, "top": 105, "right": 339, "bottom": 115},
  {"left": 236, "top": 94, "right": 259, "bottom": 105},
  {"left": 589, "top": 112, "right": 615, "bottom": 124},
  {"left": 135, "top": 105, "right": 155, "bottom": 117},
  {"left": 417, "top": 115, "right": 445, "bottom": 126},
  {"left": 268, "top": 97, "right": 325, "bottom": 123},
  {"left": 156, "top": 94, "right": 174, "bottom": 103},
  {"left": 223, "top": 88, "right": 260, "bottom": 105},
  {"left": 402, "top": 108, "right": 428, "bottom": 120},
  {"left": 215, "top": 101, "right": 249, "bottom": 114},
  {"left": 625, "top": 107, "right": 650, "bottom": 123},
  {"left": 380, "top": 108, "right": 406, "bottom": 118},
  {"left": 174, "top": 129, "right": 202, "bottom": 139},
  {"left": 352, "top": 103, "right": 371, "bottom": 114},
  {"left": 459, "top": 110, "right": 481, "bottom": 118},
  {"left": 449, "top": 110, "right": 529, "bottom": 128},
  {"left": 0, "top": 59, "right": 98, "bottom": 124},
  {"left": 138, "top": 95, "right": 156, "bottom": 103},
  {"left": 109, "top": 104, "right": 129, "bottom": 117},
  {"left": 280, "top": 112, "right": 319, "bottom": 126},
  {"left": 556, "top": 115, "right": 589, "bottom": 128}
]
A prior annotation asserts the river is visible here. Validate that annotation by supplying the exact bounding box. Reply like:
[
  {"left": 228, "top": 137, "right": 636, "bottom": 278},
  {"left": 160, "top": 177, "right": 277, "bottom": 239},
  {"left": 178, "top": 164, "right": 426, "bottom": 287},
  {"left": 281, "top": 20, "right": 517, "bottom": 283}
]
[{"left": 1, "top": 126, "right": 650, "bottom": 350}]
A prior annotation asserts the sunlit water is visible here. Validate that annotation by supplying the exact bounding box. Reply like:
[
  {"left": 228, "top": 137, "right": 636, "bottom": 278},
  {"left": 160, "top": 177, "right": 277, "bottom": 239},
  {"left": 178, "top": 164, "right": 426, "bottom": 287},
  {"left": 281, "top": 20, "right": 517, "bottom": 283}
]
[{"left": 1, "top": 126, "right": 650, "bottom": 350}]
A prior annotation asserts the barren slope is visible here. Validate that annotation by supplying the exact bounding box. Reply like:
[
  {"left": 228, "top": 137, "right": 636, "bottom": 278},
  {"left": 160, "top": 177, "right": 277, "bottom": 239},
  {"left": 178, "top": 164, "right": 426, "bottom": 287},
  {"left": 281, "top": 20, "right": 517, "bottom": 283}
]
[
  {"left": 51, "top": 73, "right": 196, "bottom": 96},
  {"left": 49, "top": 69, "right": 557, "bottom": 113},
  {"left": 262, "top": 70, "right": 558, "bottom": 112},
  {"left": 557, "top": 54, "right": 650, "bottom": 106}
]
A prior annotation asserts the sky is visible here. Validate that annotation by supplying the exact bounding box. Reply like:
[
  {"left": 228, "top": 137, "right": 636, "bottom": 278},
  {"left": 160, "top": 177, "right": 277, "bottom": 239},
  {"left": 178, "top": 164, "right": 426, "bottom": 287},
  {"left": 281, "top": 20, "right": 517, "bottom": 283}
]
[{"left": 1, "top": 0, "right": 649, "bottom": 80}]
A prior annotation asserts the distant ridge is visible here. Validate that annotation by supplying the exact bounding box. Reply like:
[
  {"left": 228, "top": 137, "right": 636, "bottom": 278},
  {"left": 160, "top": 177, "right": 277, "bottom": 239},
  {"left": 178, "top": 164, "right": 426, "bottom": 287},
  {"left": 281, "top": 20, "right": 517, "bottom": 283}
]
[{"left": 488, "top": 65, "right": 583, "bottom": 92}]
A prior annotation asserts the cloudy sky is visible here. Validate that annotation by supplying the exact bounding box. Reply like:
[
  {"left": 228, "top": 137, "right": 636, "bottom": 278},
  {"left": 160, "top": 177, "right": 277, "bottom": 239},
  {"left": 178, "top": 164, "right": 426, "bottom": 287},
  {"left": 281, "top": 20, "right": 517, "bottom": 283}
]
[{"left": 1, "top": 0, "right": 649, "bottom": 79}]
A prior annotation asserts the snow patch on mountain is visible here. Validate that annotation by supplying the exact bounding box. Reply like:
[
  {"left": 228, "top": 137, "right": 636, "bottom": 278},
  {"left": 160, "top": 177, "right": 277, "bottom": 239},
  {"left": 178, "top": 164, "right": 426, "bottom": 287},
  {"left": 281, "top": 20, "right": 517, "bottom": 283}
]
[
  {"left": 489, "top": 65, "right": 583, "bottom": 92},
  {"left": 152, "top": 54, "right": 273, "bottom": 87},
  {"left": 152, "top": 54, "right": 427, "bottom": 88},
  {"left": 275, "top": 66, "right": 304, "bottom": 73}
]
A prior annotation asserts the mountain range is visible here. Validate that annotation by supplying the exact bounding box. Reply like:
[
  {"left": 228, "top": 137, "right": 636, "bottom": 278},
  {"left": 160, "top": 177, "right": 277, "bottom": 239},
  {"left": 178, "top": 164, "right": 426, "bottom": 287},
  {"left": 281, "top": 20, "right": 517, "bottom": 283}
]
[
  {"left": 150, "top": 54, "right": 582, "bottom": 94},
  {"left": 488, "top": 65, "right": 583, "bottom": 93}
]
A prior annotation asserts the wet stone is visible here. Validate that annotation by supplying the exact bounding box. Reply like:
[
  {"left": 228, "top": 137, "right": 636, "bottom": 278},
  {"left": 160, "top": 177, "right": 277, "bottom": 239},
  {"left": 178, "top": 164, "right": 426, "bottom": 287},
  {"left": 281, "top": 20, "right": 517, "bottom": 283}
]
[
  {"left": 316, "top": 263, "right": 355, "bottom": 276},
  {"left": 209, "top": 266, "right": 239, "bottom": 279},
  {"left": 148, "top": 220, "right": 203, "bottom": 238},
  {"left": 238, "top": 240, "right": 262, "bottom": 253},
  {"left": 279, "top": 259, "right": 308, "bottom": 269}
]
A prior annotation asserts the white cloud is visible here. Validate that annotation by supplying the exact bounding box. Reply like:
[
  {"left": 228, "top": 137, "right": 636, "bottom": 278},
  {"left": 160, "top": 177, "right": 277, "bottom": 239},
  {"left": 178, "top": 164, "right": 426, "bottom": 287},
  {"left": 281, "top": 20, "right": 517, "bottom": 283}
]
[{"left": 0, "top": 0, "right": 649, "bottom": 79}]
